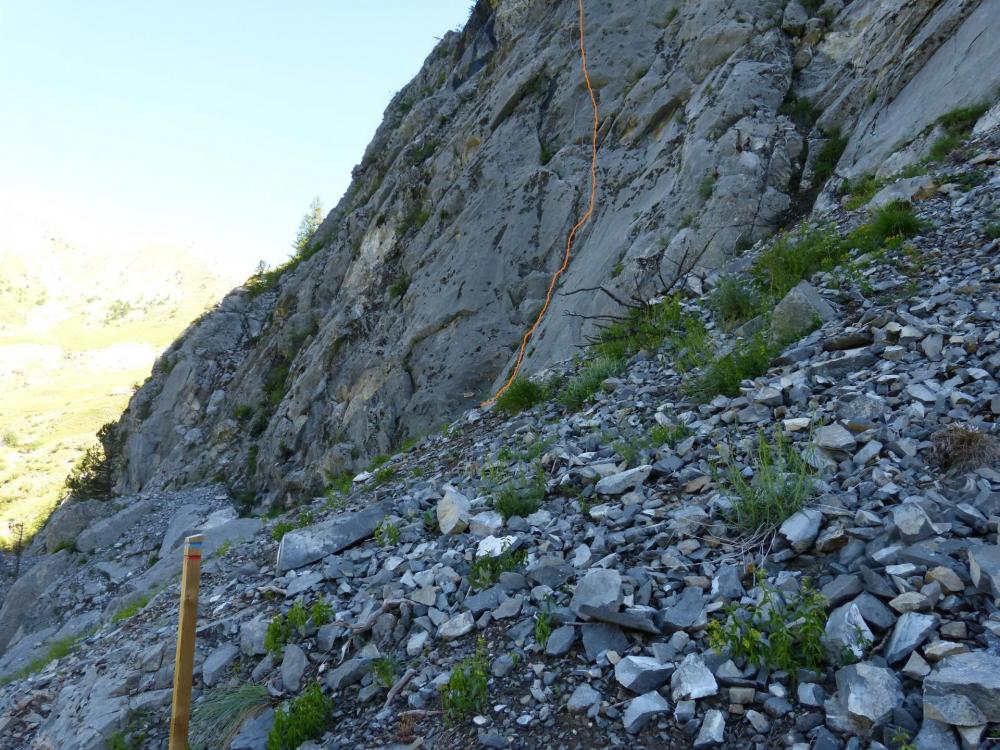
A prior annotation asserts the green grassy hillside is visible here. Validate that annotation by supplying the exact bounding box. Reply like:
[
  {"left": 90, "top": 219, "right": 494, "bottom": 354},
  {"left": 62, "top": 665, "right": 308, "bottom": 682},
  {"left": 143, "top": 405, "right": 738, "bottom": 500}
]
[{"left": 0, "top": 238, "right": 239, "bottom": 543}]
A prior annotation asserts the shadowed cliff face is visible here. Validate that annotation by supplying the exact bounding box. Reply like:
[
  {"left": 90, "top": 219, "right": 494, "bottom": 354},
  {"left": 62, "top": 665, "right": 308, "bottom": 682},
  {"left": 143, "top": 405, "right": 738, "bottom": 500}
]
[{"left": 114, "top": 0, "right": 1000, "bottom": 504}]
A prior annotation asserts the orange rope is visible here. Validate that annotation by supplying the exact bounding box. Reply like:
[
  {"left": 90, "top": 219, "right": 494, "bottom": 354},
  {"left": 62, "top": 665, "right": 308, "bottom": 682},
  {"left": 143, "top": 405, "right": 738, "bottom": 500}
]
[{"left": 483, "top": 0, "right": 599, "bottom": 407}]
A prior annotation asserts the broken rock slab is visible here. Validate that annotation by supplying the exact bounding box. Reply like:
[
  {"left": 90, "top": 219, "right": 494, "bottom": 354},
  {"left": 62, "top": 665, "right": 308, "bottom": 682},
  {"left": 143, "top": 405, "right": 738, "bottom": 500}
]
[
  {"left": 277, "top": 503, "right": 387, "bottom": 572},
  {"left": 924, "top": 652, "right": 1000, "bottom": 727},
  {"left": 835, "top": 661, "right": 903, "bottom": 732},
  {"left": 571, "top": 568, "right": 623, "bottom": 617},
  {"left": 771, "top": 281, "right": 836, "bottom": 343}
]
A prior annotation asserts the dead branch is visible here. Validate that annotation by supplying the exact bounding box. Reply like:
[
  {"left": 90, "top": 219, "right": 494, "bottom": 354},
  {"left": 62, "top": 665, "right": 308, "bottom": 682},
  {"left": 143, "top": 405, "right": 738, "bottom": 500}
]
[
  {"left": 339, "top": 598, "right": 414, "bottom": 633},
  {"left": 383, "top": 667, "right": 418, "bottom": 709}
]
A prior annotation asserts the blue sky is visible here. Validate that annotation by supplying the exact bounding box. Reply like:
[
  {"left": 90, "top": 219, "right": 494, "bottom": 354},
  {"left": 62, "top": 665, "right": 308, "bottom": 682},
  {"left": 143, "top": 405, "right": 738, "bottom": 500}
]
[{"left": 0, "top": 1, "right": 472, "bottom": 274}]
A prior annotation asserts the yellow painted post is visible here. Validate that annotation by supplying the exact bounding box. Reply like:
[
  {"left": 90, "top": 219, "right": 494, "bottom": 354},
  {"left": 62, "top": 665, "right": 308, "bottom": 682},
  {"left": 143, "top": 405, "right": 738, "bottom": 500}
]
[{"left": 168, "top": 534, "right": 204, "bottom": 750}]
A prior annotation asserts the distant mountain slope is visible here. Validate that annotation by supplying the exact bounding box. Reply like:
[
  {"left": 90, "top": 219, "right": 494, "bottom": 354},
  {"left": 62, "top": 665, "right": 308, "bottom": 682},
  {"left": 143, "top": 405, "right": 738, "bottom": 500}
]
[{"left": 0, "top": 238, "right": 237, "bottom": 540}]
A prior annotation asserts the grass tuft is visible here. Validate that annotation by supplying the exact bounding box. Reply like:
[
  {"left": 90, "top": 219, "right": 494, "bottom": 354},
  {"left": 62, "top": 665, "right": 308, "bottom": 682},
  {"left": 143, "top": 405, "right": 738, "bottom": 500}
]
[
  {"left": 190, "top": 684, "right": 270, "bottom": 750},
  {"left": 267, "top": 682, "right": 332, "bottom": 750}
]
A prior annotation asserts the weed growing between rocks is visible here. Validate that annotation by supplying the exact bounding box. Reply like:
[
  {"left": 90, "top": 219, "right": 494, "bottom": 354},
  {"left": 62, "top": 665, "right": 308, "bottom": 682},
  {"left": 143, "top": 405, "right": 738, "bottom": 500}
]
[
  {"left": 267, "top": 682, "right": 332, "bottom": 750},
  {"left": 265, "top": 614, "right": 292, "bottom": 659},
  {"left": 493, "top": 376, "right": 546, "bottom": 415},
  {"left": 927, "top": 102, "right": 990, "bottom": 161},
  {"left": 190, "top": 684, "right": 270, "bottom": 750},
  {"left": 707, "top": 575, "right": 826, "bottom": 677},
  {"left": 111, "top": 593, "right": 151, "bottom": 624},
  {"left": 271, "top": 510, "right": 314, "bottom": 542},
  {"left": 709, "top": 275, "right": 761, "bottom": 329},
  {"left": 371, "top": 656, "right": 399, "bottom": 689},
  {"left": 439, "top": 637, "right": 489, "bottom": 723},
  {"left": 374, "top": 517, "right": 400, "bottom": 547},
  {"left": 717, "top": 430, "right": 815, "bottom": 534},
  {"left": 468, "top": 545, "right": 527, "bottom": 589},
  {"left": 930, "top": 423, "right": 1000, "bottom": 472},
  {"left": 309, "top": 599, "right": 332, "bottom": 627}
]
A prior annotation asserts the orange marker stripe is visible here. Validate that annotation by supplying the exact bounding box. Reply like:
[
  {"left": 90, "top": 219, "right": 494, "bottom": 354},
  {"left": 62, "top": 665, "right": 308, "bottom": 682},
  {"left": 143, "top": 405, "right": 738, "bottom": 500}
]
[{"left": 483, "top": 0, "right": 599, "bottom": 407}]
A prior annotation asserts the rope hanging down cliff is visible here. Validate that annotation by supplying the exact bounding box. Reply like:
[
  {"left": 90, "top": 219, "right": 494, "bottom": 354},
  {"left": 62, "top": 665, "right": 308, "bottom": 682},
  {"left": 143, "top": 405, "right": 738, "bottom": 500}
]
[{"left": 483, "top": 0, "right": 600, "bottom": 407}]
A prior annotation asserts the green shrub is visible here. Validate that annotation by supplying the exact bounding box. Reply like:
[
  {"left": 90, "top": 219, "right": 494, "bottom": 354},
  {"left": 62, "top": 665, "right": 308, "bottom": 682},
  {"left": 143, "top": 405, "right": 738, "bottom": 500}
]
[
  {"left": 718, "top": 430, "right": 815, "bottom": 534},
  {"left": 190, "top": 684, "right": 270, "bottom": 750},
  {"left": 986, "top": 222, "right": 1000, "bottom": 239},
  {"left": 534, "top": 609, "right": 552, "bottom": 649},
  {"left": 65, "top": 421, "right": 121, "bottom": 500},
  {"left": 708, "top": 575, "right": 826, "bottom": 676},
  {"left": 371, "top": 467, "right": 396, "bottom": 486},
  {"left": 494, "top": 376, "right": 546, "bottom": 415},
  {"left": 469, "top": 545, "right": 527, "bottom": 589},
  {"left": 648, "top": 423, "right": 690, "bottom": 448},
  {"left": 267, "top": 682, "right": 332, "bottom": 750},
  {"left": 751, "top": 227, "right": 847, "bottom": 298},
  {"left": 325, "top": 472, "right": 353, "bottom": 498},
  {"left": 928, "top": 133, "right": 961, "bottom": 162},
  {"left": 264, "top": 360, "right": 290, "bottom": 409},
  {"left": 926, "top": 102, "right": 989, "bottom": 162},
  {"left": 52, "top": 538, "right": 76, "bottom": 554},
  {"left": 440, "top": 638, "right": 489, "bottom": 723},
  {"left": 709, "top": 276, "right": 760, "bottom": 328}
]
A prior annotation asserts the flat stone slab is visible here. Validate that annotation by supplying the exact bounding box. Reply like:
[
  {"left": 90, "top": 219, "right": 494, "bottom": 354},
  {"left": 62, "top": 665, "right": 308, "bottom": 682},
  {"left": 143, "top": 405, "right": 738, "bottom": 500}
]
[
  {"left": 577, "top": 604, "right": 660, "bottom": 635},
  {"left": 277, "top": 503, "right": 387, "bottom": 572},
  {"left": 924, "top": 651, "right": 1000, "bottom": 726}
]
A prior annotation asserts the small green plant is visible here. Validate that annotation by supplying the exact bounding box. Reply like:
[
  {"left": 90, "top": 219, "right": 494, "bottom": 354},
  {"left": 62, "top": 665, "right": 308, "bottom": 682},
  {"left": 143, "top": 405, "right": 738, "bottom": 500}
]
[
  {"left": 717, "top": 430, "right": 815, "bottom": 533},
  {"left": 271, "top": 521, "right": 296, "bottom": 542},
  {"left": 494, "top": 376, "right": 546, "bottom": 415},
  {"left": 468, "top": 545, "right": 527, "bottom": 589},
  {"left": 111, "top": 593, "right": 151, "bottom": 624},
  {"left": 778, "top": 93, "right": 820, "bottom": 129},
  {"left": 439, "top": 637, "right": 489, "bottom": 723},
  {"left": 0, "top": 632, "right": 84, "bottom": 684},
  {"left": 867, "top": 201, "right": 924, "bottom": 242},
  {"left": 310, "top": 599, "right": 333, "bottom": 627},
  {"left": 190, "top": 684, "right": 270, "bottom": 750},
  {"left": 491, "top": 468, "right": 546, "bottom": 520},
  {"left": 889, "top": 728, "right": 918, "bottom": 750},
  {"left": 326, "top": 471, "right": 353, "bottom": 497},
  {"left": 287, "top": 601, "right": 309, "bottom": 633},
  {"left": 267, "top": 682, "right": 332, "bottom": 750},
  {"left": 265, "top": 614, "right": 292, "bottom": 659},
  {"left": 371, "top": 656, "right": 399, "bottom": 689},
  {"left": 213, "top": 539, "right": 231, "bottom": 559},
  {"left": 534, "top": 609, "right": 552, "bottom": 649},
  {"left": 374, "top": 517, "right": 400, "bottom": 547},
  {"left": 707, "top": 574, "right": 826, "bottom": 677},
  {"left": 927, "top": 102, "right": 989, "bottom": 162},
  {"left": 422, "top": 509, "right": 437, "bottom": 533},
  {"left": 51, "top": 538, "right": 76, "bottom": 554},
  {"left": 648, "top": 422, "right": 689, "bottom": 447}
]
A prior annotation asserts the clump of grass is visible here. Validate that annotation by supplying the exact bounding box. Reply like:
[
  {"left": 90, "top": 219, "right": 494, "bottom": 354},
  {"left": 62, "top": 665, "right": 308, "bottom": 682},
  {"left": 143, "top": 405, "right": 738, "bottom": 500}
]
[
  {"left": 708, "top": 574, "right": 826, "bottom": 676},
  {"left": 190, "top": 684, "right": 270, "bottom": 750},
  {"left": 287, "top": 602, "right": 308, "bottom": 633},
  {"left": 371, "top": 466, "right": 396, "bottom": 487},
  {"left": 717, "top": 430, "right": 815, "bottom": 534},
  {"left": 698, "top": 174, "right": 717, "bottom": 201},
  {"left": 111, "top": 593, "right": 151, "bottom": 624},
  {"left": 985, "top": 222, "right": 1000, "bottom": 239},
  {"left": 267, "top": 682, "right": 332, "bottom": 750},
  {"left": 867, "top": 201, "right": 924, "bottom": 242},
  {"left": 469, "top": 545, "right": 527, "bottom": 589},
  {"left": 534, "top": 609, "right": 552, "bottom": 649},
  {"left": 494, "top": 376, "right": 546, "bottom": 415},
  {"left": 709, "top": 275, "right": 761, "bottom": 329},
  {"left": 558, "top": 356, "right": 624, "bottom": 411},
  {"left": 751, "top": 227, "right": 846, "bottom": 299},
  {"left": 440, "top": 638, "right": 489, "bottom": 723},
  {"left": 927, "top": 102, "right": 990, "bottom": 162},
  {"left": 0, "top": 633, "right": 84, "bottom": 684},
  {"left": 388, "top": 271, "right": 411, "bottom": 299},
  {"left": 812, "top": 128, "right": 848, "bottom": 184},
  {"left": 778, "top": 93, "right": 820, "bottom": 129},
  {"left": 693, "top": 331, "right": 775, "bottom": 400},
  {"left": 271, "top": 509, "right": 314, "bottom": 542},
  {"left": 649, "top": 422, "right": 690, "bottom": 448},
  {"left": 930, "top": 424, "right": 1000, "bottom": 472},
  {"left": 842, "top": 172, "right": 884, "bottom": 210}
]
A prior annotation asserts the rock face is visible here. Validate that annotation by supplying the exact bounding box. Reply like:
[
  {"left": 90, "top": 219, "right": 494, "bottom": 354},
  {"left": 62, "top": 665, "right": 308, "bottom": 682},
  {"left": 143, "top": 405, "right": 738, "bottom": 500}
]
[{"left": 106, "top": 0, "right": 1000, "bottom": 504}]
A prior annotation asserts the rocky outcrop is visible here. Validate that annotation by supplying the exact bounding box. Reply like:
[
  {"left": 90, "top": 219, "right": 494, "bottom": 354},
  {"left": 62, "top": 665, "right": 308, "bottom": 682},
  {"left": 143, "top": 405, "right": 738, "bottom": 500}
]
[{"left": 109, "top": 0, "right": 1000, "bottom": 506}]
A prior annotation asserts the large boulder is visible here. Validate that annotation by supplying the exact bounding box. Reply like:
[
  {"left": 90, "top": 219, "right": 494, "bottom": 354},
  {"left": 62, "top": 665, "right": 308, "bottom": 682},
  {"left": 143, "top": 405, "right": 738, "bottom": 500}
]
[
  {"left": 277, "top": 505, "right": 385, "bottom": 572},
  {"left": 770, "top": 281, "right": 836, "bottom": 343}
]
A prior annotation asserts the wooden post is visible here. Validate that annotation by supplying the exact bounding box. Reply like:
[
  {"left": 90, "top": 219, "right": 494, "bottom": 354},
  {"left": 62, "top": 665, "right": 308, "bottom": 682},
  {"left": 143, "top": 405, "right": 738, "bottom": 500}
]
[{"left": 168, "top": 534, "right": 203, "bottom": 750}]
